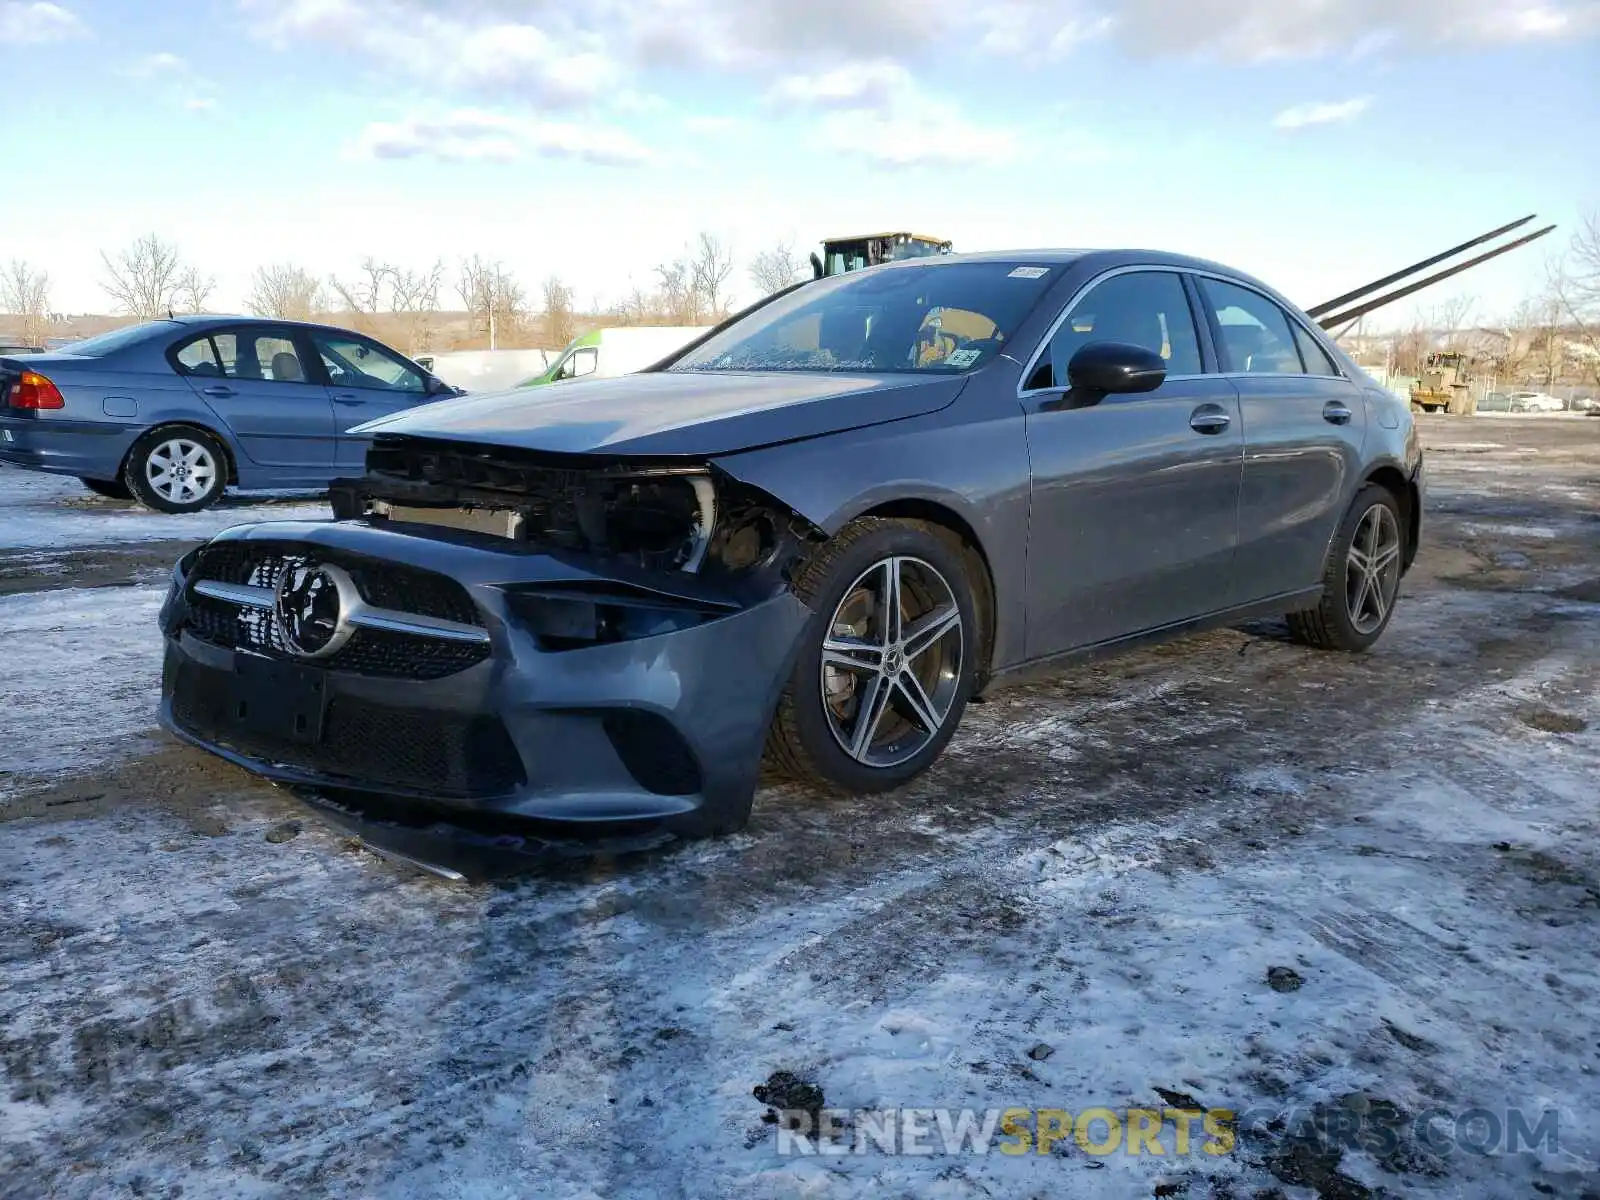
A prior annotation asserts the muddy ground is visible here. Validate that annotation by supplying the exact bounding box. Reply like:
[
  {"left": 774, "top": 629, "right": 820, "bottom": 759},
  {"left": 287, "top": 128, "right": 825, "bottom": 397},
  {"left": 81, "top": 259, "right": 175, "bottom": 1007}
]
[{"left": 1, "top": 417, "right": 1598, "bottom": 1199}]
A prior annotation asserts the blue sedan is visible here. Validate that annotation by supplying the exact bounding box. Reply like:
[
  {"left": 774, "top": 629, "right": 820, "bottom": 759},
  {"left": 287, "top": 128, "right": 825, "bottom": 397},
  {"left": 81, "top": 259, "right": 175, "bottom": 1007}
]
[{"left": 0, "top": 316, "right": 461, "bottom": 512}]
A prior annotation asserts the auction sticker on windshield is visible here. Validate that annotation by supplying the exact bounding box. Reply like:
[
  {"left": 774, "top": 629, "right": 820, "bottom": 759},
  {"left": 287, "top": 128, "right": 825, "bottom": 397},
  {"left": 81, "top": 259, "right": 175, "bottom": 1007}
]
[{"left": 1008, "top": 266, "right": 1050, "bottom": 279}]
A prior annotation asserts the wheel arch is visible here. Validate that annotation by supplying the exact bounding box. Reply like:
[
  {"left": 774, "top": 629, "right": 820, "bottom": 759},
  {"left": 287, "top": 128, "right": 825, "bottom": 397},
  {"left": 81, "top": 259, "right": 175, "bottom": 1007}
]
[
  {"left": 851, "top": 497, "right": 999, "bottom": 689},
  {"left": 121, "top": 420, "right": 239, "bottom": 486},
  {"left": 1363, "top": 462, "right": 1419, "bottom": 571}
]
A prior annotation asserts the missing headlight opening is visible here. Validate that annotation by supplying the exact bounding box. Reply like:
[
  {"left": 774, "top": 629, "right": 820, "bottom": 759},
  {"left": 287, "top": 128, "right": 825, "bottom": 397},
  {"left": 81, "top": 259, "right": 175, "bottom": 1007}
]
[{"left": 330, "top": 438, "right": 821, "bottom": 586}]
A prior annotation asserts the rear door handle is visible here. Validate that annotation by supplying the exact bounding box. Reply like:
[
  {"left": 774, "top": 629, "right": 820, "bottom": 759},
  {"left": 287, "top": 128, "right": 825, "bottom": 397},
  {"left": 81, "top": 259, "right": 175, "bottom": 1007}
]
[
  {"left": 1189, "top": 404, "right": 1231, "bottom": 434},
  {"left": 1323, "top": 401, "right": 1354, "bottom": 425},
  {"left": 202, "top": 385, "right": 236, "bottom": 398}
]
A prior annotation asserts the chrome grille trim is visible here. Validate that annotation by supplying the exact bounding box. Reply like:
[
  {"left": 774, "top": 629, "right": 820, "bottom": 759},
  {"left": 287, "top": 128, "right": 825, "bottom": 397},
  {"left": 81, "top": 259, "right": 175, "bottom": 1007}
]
[{"left": 192, "top": 577, "right": 489, "bottom": 645}]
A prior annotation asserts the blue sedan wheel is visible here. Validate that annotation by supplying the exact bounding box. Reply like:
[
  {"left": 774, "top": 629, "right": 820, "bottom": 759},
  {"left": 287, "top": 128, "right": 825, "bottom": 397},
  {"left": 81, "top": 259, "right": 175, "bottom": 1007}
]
[{"left": 125, "top": 427, "right": 227, "bottom": 513}]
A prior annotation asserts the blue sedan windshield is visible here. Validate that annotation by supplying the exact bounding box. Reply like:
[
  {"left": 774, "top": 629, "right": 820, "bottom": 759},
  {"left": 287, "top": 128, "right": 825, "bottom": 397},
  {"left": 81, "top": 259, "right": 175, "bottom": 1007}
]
[{"left": 668, "top": 261, "right": 1058, "bottom": 374}]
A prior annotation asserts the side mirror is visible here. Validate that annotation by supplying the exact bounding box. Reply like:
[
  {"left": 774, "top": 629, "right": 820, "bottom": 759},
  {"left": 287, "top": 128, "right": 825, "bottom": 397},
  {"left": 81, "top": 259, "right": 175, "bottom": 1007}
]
[
  {"left": 424, "top": 374, "right": 455, "bottom": 396},
  {"left": 1066, "top": 341, "right": 1168, "bottom": 395},
  {"left": 809, "top": 251, "right": 824, "bottom": 280}
]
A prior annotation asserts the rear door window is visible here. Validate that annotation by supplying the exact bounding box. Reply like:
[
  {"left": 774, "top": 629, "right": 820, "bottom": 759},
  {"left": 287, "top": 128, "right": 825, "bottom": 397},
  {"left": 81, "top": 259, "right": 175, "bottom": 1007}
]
[
  {"left": 173, "top": 330, "right": 314, "bottom": 384},
  {"left": 1199, "top": 279, "right": 1306, "bottom": 375},
  {"left": 1291, "top": 322, "right": 1341, "bottom": 377},
  {"left": 173, "top": 336, "right": 223, "bottom": 377}
]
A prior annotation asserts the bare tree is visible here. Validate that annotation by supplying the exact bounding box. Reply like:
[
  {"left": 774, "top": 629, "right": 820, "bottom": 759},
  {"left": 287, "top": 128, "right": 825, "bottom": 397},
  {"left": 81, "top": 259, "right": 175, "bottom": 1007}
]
[
  {"left": 1429, "top": 293, "right": 1475, "bottom": 350},
  {"left": 175, "top": 265, "right": 216, "bottom": 314},
  {"left": 542, "top": 275, "right": 575, "bottom": 349},
  {"left": 457, "top": 255, "right": 526, "bottom": 346},
  {"left": 653, "top": 258, "right": 696, "bottom": 323},
  {"left": 248, "top": 263, "right": 326, "bottom": 321},
  {"left": 1391, "top": 313, "right": 1433, "bottom": 378},
  {"left": 328, "top": 257, "right": 442, "bottom": 350},
  {"left": 387, "top": 261, "right": 444, "bottom": 354},
  {"left": 1497, "top": 294, "right": 1553, "bottom": 384},
  {"left": 617, "top": 280, "right": 653, "bottom": 325},
  {"left": 1549, "top": 209, "right": 1600, "bottom": 385},
  {"left": 1499, "top": 290, "right": 1567, "bottom": 387},
  {"left": 329, "top": 257, "right": 392, "bottom": 314},
  {"left": 100, "top": 233, "right": 189, "bottom": 320},
  {"left": 0, "top": 259, "right": 51, "bottom": 345},
  {"left": 748, "top": 239, "right": 807, "bottom": 296},
  {"left": 690, "top": 231, "right": 735, "bottom": 318}
]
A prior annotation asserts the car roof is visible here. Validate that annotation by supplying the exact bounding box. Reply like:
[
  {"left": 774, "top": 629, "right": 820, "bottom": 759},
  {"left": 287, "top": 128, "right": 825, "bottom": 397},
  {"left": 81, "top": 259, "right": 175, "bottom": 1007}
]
[
  {"left": 923, "top": 247, "right": 1257, "bottom": 275},
  {"left": 168, "top": 313, "right": 400, "bottom": 340},
  {"left": 867, "top": 247, "right": 1295, "bottom": 307}
]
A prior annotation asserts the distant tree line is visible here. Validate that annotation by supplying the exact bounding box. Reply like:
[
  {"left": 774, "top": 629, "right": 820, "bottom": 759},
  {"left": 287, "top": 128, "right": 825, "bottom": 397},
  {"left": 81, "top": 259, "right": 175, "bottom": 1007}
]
[
  {"left": 0, "top": 228, "right": 813, "bottom": 355},
  {"left": 11, "top": 212, "right": 1591, "bottom": 379}
]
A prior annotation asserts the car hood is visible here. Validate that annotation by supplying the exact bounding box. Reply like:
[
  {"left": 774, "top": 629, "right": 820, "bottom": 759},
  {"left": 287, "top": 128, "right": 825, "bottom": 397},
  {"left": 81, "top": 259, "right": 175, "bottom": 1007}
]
[{"left": 349, "top": 370, "right": 965, "bottom": 457}]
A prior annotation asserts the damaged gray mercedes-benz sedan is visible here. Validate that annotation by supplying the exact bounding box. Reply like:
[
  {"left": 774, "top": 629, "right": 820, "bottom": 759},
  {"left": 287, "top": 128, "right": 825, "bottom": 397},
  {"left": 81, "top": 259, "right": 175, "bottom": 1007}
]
[{"left": 157, "top": 249, "right": 1423, "bottom": 835}]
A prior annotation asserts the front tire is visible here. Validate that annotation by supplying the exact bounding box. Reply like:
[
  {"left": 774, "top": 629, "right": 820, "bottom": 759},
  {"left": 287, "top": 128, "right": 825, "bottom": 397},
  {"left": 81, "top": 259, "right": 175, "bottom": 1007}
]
[
  {"left": 1287, "top": 484, "right": 1405, "bottom": 653},
  {"left": 766, "top": 518, "right": 978, "bottom": 794},
  {"left": 124, "top": 427, "right": 227, "bottom": 513},
  {"left": 80, "top": 476, "right": 132, "bottom": 500}
]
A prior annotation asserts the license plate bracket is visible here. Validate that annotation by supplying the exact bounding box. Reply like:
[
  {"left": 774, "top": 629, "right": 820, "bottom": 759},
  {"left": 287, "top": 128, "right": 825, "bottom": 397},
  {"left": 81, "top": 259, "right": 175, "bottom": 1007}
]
[{"left": 225, "top": 653, "right": 328, "bottom": 745}]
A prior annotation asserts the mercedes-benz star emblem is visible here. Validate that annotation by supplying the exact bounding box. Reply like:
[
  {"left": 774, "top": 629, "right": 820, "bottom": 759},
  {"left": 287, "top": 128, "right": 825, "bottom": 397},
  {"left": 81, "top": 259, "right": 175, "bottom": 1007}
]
[{"left": 273, "top": 561, "right": 358, "bottom": 659}]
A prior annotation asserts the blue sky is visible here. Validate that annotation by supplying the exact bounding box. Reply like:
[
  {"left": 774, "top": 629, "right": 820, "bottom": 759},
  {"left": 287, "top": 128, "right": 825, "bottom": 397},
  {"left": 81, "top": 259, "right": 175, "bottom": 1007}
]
[{"left": 3, "top": 0, "right": 1597, "bottom": 323}]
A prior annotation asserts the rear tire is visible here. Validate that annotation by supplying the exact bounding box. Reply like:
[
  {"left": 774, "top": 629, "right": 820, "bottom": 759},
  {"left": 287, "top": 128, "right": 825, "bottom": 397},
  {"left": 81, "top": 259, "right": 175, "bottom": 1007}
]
[
  {"left": 124, "top": 426, "right": 228, "bottom": 513},
  {"left": 1287, "top": 484, "right": 1405, "bottom": 653},
  {"left": 765, "top": 517, "right": 978, "bottom": 795},
  {"left": 79, "top": 476, "right": 132, "bottom": 500}
]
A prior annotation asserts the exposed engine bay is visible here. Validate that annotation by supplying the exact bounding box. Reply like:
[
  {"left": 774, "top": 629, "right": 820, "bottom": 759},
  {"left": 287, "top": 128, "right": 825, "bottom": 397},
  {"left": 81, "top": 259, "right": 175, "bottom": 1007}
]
[{"left": 328, "top": 436, "right": 823, "bottom": 596}]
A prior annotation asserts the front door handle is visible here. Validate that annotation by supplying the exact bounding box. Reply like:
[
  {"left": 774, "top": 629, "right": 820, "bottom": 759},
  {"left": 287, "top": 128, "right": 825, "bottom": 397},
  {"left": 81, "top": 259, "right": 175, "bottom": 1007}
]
[
  {"left": 332, "top": 393, "right": 363, "bottom": 405},
  {"left": 1323, "top": 401, "right": 1354, "bottom": 425},
  {"left": 1189, "top": 404, "right": 1231, "bottom": 434},
  {"left": 202, "top": 385, "right": 236, "bottom": 398}
]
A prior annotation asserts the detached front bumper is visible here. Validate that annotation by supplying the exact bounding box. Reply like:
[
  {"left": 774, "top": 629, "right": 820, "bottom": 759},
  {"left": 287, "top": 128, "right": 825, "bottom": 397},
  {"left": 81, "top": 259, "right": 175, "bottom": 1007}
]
[{"left": 157, "top": 518, "right": 812, "bottom": 835}]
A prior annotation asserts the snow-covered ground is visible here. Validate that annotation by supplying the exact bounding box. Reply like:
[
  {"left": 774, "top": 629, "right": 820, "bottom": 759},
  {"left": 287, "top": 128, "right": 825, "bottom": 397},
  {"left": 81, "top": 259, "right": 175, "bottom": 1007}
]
[
  {"left": 0, "top": 587, "right": 166, "bottom": 798},
  {"left": 1, "top": 420, "right": 1598, "bottom": 1199},
  {"left": 0, "top": 465, "right": 329, "bottom": 551}
]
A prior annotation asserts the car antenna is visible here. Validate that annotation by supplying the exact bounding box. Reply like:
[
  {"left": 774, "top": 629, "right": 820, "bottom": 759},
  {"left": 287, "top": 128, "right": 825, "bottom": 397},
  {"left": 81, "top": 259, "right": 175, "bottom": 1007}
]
[{"left": 167, "top": 307, "right": 174, "bottom": 319}]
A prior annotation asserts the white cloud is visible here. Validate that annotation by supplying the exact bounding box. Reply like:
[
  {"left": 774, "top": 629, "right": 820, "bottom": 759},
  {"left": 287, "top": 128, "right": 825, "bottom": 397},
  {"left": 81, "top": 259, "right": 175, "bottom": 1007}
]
[
  {"left": 767, "top": 61, "right": 914, "bottom": 111},
  {"left": 246, "top": 0, "right": 1600, "bottom": 88},
  {"left": 1104, "top": 0, "right": 1598, "bottom": 60},
  {"left": 642, "top": 0, "right": 1599, "bottom": 66},
  {"left": 0, "top": 1, "right": 84, "bottom": 43},
  {"left": 132, "top": 51, "right": 186, "bottom": 75},
  {"left": 1272, "top": 96, "right": 1374, "bottom": 130},
  {"left": 346, "top": 108, "right": 656, "bottom": 167},
  {"left": 1048, "top": 14, "right": 1116, "bottom": 53},
  {"left": 123, "top": 50, "right": 218, "bottom": 112},
  {"left": 812, "top": 93, "right": 1025, "bottom": 168},
  {"left": 246, "top": 0, "right": 620, "bottom": 108}
]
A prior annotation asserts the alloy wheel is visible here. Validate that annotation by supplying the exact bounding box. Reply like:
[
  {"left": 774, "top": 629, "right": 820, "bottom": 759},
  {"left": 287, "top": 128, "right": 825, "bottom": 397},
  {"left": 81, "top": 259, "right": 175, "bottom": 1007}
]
[
  {"left": 146, "top": 438, "right": 218, "bottom": 506},
  {"left": 820, "top": 555, "right": 964, "bottom": 769},
  {"left": 1345, "top": 503, "right": 1401, "bottom": 635}
]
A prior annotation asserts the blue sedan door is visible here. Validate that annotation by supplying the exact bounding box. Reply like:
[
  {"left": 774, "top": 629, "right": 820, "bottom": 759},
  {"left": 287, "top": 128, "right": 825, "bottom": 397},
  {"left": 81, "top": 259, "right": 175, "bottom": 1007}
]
[
  {"left": 174, "top": 326, "right": 337, "bottom": 481},
  {"left": 307, "top": 331, "right": 434, "bottom": 471}
]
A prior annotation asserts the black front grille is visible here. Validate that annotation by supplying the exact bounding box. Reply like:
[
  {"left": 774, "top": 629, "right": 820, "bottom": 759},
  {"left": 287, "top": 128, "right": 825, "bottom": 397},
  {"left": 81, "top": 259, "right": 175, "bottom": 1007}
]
[
  {"left": 601, "top": 710, "right": 703, "bottom": 796},
  {"left": 184, "top": 542, "right": 489, "bottom": 680},
  {"left": 170, "top": 658, "right": 525, "bottom": 798}
]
